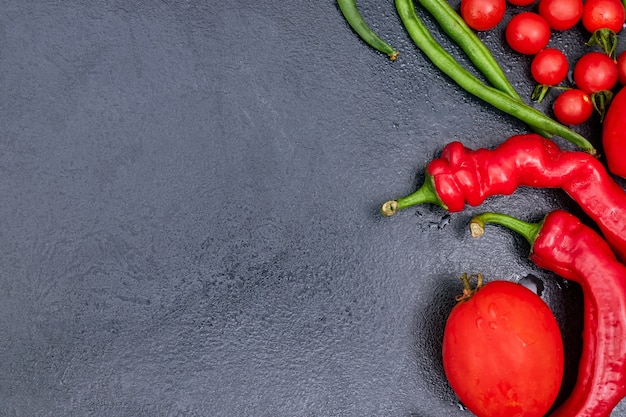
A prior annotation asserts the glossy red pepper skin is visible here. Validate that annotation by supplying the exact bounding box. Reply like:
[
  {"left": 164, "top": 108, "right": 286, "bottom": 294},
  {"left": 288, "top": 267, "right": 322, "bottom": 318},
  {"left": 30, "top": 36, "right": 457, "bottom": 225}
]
[
  {"left": 472, "top": 210, "right": 626, "bottom": 416},
  {"left": 426, "top": 134, "right": 626, "bottom": 261},
  {"left": 531, "top": 211, "right": 626, "bottom": 417},
  {"left": 603, "top": 87, "right": 626, "bottom": 178}
]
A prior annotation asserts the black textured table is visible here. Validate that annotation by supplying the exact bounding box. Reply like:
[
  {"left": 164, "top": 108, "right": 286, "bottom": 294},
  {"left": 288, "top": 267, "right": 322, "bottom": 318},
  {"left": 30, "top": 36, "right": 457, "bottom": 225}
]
[{"left": 2, "top": 1, "right": 625, "bottom": 416}]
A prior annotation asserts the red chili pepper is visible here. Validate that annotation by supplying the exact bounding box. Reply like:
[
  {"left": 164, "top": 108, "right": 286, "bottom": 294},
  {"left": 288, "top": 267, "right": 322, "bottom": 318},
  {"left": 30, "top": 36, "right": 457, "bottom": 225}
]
[
  {"left": 603, "top": 87, "right": 626, "bottom": 178},
  {"left": 469, "top": 209, "right": 626, "bottom": 417},
  {"left": 381, "top": 133, "right": 626, "bottom": 261}
]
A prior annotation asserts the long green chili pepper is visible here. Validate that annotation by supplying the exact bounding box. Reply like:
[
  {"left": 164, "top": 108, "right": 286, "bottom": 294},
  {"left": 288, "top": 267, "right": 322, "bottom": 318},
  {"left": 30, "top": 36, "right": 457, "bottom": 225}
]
[
  {"left": 415, "top": 0, "right": 552, "bottom": 138},
  {"left": 395, "top": 0, "right": 596, "bottom": 154},
  {"left": 337, "top": 0, "right": 399, "bottom": 60},
  {"left": 416, "top": 0, "right": 517, "bottom": 100}
]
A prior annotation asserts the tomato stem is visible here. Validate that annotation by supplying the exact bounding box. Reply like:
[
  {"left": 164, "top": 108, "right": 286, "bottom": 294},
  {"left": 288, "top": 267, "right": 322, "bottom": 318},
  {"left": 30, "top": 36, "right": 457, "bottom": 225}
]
[
  {"left": 456, "top": 272, "right": 483, "bottom": 302},
  {"left": 591, "top": 90, "right": 614, "bottom": 122},
  {"left": 587, "top": 28, "right": 619, "bottom": 59},
  {"left": 381, "top": 174, "right": 445, "bottom": 216},
  {"left": 531, "top": 84, "right": 552, "bottom": 103},
  {"left": 469, "top": 212, "right": 544, "bottom": 247}
]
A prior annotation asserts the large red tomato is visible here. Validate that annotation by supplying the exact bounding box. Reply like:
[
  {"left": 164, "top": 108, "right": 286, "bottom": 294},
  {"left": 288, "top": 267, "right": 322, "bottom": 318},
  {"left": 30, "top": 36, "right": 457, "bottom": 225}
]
[{"left": 442, "top": 279, "right": 564, "bottom": 417}]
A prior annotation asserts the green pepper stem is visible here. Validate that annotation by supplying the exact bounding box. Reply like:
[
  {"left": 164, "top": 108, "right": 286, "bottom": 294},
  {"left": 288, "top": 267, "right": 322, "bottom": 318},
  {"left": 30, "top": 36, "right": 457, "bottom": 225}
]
[
  {"left": 469, "top": 212, "right": 544, "bottom": 246},
  {"left": 381, "top": 175, "right": 445, "bottom": 216}
]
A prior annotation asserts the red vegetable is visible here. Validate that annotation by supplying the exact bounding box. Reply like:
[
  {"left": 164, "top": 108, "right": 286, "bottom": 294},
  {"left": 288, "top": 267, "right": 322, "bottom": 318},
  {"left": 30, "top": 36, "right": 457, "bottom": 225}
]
[
  {"left": 470, "top": 209, "right": 626, "bottom": 417},
  {"left": 531, "top": 49, "right": 569, "bottom": 85},
  {"left": 573, "top": 51, "right": 618, "bottom": 119},
  {"left": 505, "top": 12, "right": 551, "bottom": 55},
  {"left": 582, "top": 0, "right": 625, "bottom": 33},
  {"left": 574, "top": 52, "right": 618, "bottom": 94},
  {"left": 442, "top": 274, "right": 564, "bottom": 417},
  {"left": 538, "top": 0, "right": 583, "bottom": 30},
  {"left": 381, "top": 134, "right": 626, "bottom": 262},
  {"left": 581, "top": 0, "right": 625, "bottom": 57},
  {"left": 603, "top": 87, "right": 626, "bottom": 177},
  {"left": 618, "top": 51, "right": 626, "bottom": 85},
  {"left": 553, "top": 88, "right": 594, "bottom": 125},
  {"left": 531, "top": 48, "right": 569, "bottom": 102},
  {"left": 461, "top": 0, "right": 507, "bottom": 31}
]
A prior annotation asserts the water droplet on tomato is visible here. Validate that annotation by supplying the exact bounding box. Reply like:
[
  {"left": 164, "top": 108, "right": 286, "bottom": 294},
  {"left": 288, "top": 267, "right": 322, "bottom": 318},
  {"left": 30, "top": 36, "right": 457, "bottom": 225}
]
[
  {"left": 476, "top": 317, "right": 485, "bottom": 330},
  {"left": 489, "top": 321, "right": 498, "bottom": 329},
  {"left": 488, "top": 302, "right": 498, "bottom": 319},
  {"left": 517, "top": 334, "right": 529, "bottom": 347}
]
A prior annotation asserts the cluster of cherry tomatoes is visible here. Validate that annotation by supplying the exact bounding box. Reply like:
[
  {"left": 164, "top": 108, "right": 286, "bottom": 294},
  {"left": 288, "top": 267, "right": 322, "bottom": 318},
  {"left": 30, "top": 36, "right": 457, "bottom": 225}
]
[{"left": 460, "top": 0, "right": 626, "bottom": 125}]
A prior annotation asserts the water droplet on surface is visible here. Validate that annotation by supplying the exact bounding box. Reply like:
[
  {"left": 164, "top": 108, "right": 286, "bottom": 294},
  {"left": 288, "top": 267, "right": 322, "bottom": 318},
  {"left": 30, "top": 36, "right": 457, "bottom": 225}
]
[
  {"left": 437, "top": 214, "right": 451, "bottom": 229},
  {"left": 518, "top": 274, "right": 545, "bottom": 296}
]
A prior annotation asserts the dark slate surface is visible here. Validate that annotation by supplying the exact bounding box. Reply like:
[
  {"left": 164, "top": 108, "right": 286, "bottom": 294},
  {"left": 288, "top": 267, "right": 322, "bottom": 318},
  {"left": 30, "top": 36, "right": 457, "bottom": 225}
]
[{"left": 2, "top": 1, "right": 625, "bottom": 416}]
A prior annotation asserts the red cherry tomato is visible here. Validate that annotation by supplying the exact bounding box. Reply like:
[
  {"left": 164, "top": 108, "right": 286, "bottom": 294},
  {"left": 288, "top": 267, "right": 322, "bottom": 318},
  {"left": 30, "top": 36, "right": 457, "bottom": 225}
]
[
  {"left": 443, "top": 280, "right": 564, "bottom": 417},
  {"left": 538, "top": 0, "right": 583, "bottom": 30},
  {"left": 461, "top": 0, "right": 507, "bottom": 30},
  {"left": 553, "top": 89, "right": 594, "bottom": 124},
  {"left": 573, "top": 51, "right": 618, "bottom": 93},
  {"left": 505, "top": 12, "right": 551, "bottom": 55},
  {"left": 617, "top": 51, "right": 626, "bottom": 85},
  {"left": 531, "top": 48, "right": 569, "bottom": 85},
  {"left": 582, "top": 0, "right": 625, "bottom": 33}
]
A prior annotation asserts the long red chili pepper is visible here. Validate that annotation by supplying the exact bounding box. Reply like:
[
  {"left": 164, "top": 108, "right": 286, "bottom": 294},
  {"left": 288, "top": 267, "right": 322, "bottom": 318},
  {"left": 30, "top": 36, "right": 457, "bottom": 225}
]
[
  {"left": 381, "top": 133, "right": 626, "bottom": 261},
  {"left": 469, "top": 209, "right": 626, "bottom": 417}
]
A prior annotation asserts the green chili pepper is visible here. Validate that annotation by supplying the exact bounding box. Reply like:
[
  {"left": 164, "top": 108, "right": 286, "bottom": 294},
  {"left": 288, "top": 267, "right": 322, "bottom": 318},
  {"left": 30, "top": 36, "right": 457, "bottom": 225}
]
[
  {"left": 416, "top": 0, "right": 518, "bottom": 101},
  {"left": 394, "top": 0, "right": 596, "bottom": 154},
  {"left": 337, "top": 0, "right": 399, "bottom": 60},
  {"left": 415, "top": 0, "right": 552, "bottom": 137}
]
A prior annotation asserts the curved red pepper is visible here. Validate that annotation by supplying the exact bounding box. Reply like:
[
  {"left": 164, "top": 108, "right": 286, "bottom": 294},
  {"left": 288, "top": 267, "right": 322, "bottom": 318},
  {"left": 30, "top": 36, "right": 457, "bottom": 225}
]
[
  {"left": 603, "top": 87, "right": 626, "bottom": 178},
  {"left": 382, "top": 134, "right": 626, "bottom": 261},
  {"left": 470, "top": 209, "right": 626, "bottom": 417}
]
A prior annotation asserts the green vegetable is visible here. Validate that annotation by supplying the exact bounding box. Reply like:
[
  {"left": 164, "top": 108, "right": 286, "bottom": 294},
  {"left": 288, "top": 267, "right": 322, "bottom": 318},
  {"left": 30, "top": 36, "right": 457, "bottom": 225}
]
[
  {"left": 416, "top": 0, "right": 552, "bottom": 137},
  {"left": 394, "top": 0, "right": 596, "bottom": 154},
  {"left": 416, "top": 0, "right": 519, "bottom": 102},
  {"left": 337, "top": 0, "right": 399, "bottom": 60}
]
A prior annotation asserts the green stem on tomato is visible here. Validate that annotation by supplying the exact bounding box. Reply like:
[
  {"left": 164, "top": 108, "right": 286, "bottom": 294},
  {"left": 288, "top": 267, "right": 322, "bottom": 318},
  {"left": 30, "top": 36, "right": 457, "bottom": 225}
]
[
  {"left": 469, "top": 212, "right": 544, "bottom": 247},
  {"left": 338, "top": 0, "right": 399, "bottom": 60},
  {"left": 456, "top": 272, "right": 484, "bottom": 302},
  {"left": 587, "top": 28, "right": 619, "bottom": 59},
  {"left": 394, "top": 0, "right": 596, "bottom": 155},
  {"left": 381, "top": 174, "right": 444, "bottom": 216}
]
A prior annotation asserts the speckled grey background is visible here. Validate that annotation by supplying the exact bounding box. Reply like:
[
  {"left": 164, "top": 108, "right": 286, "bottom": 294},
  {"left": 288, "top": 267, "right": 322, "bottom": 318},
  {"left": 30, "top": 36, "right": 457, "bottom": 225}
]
[{"left": 2, "top": 1, "right": 625, "bottom": 416}]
